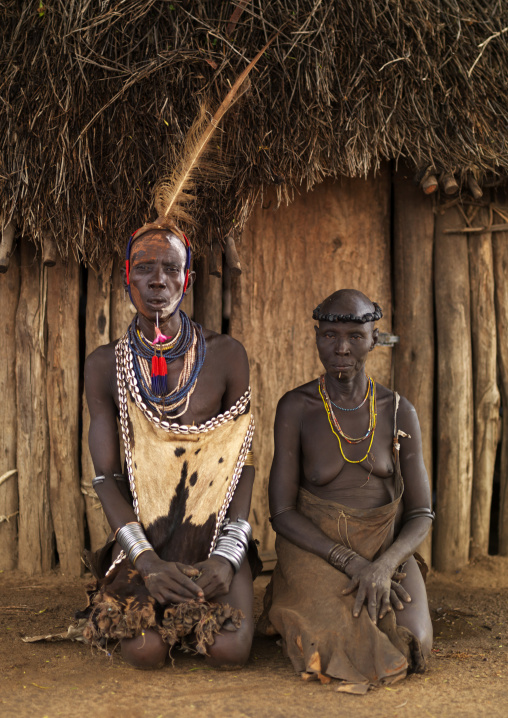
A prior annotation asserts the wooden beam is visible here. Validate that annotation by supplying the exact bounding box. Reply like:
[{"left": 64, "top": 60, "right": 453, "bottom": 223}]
[
  {"left": 0, "top": 246, "right": 20, "bottom": 568},
  {"left": 46, "top": 253, "right": 84, "bottom": 575},
  {"left": 81, "top": 267, "right": 112, "bottom": 551},
  {"left": 16, "top": 240, "right": 52, "bottom": 574},
  {"left": 434, "top": 206, "right": 474, "bottom": 571},
  {"left": 468, "top": 209, "right": 500, "bottom": 557},
  {"left": 193, "top": 255, "right": 223, "bottom": 333},
  {"left": 392, "top": 168, "right": 435, "bottom": 565},
  {"left": 492, "top": 222, "right": 508, "bottom": 555}
]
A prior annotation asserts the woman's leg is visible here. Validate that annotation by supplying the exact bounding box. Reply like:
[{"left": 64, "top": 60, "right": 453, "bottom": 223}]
[
  {"left": 395, "top": 555, "right": 433, "bottom": 657},
  {"left": 205, "top": 560, "right": 254, "bottom": 669}
]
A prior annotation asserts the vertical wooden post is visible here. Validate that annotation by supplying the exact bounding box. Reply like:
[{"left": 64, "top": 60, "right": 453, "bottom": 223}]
[
  {"left": 433, "top": 207, "right": 474, "bottom": 571},
  {"left": 392, "top": 169, "right": 435, "bottom": 565},
  {"left": 193, "top": 254, "right": 223, "bottom": 333},
  {"left": 110, "top": 257, "right": 136, "bottom": 341},
  {"left": 46, "top": 254, "right": 84, "bottom": 575},
  {"left": 16, "top": 240, "right": 52, "bottom": 574},
  {"left": 231, "top": 171, "right": 392, "bottom": 552},
  {"left": 492, "top": 224, "right": 508, "bottom": 555},
  {"left": 0, "top": 247, "right": 20, "bottom": 568},
  {"left": 82, "top": 268, "right": 112, "bottom": 551},
  {"left": 468, "top": 213, "right": 500, "bottom": 557}
]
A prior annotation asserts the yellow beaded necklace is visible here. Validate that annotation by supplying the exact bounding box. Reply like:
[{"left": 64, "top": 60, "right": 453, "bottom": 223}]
[{"left": 318, "top": 380, "right": 377, "bottom": 464}]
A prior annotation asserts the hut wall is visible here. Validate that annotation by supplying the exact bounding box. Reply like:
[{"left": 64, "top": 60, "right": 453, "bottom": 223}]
[
  {"left": 81, "top": 268, "right": 112, "bottom": 551},
  {"left": 230, "top": 171, "right": 392, "bottom": 551},
  {"left": 2, "top": 173, "right": 507, "bottom": 573},
  {"left": 493, "top": 225, "right": 508, "bottom": 555},
  {"left": 434, "top": 207, "right": 474, "bottom": 572},
  {"left": 16, "top": 241, "right": 53, "bottom": 574},
  {"left": 0, "top": 247, "right": 20, "bottom": 568},
  {"left": 468, "top": 215, "right": 500, "bottom": 557},
  {"left": 392, "top": 168, "right": 435, "bottom": 564},
  {"left": 46, "top": 256, "right": 84, "bottom": 576}
]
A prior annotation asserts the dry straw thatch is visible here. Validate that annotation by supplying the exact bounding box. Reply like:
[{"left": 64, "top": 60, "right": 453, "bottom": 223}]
[{"left": 1, "top": 0, "right": 507, "bottom": 265}]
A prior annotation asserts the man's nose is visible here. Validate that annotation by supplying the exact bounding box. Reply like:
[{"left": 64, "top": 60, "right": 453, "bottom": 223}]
[
  {"left": 149, "top": 267, "right": 166, "bottom": 286},
  {"left": 334, "top": 339, "right": 350, "bottom": 354}
]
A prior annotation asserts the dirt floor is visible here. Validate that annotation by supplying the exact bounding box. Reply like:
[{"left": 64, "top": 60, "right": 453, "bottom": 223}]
[{"left": 0, "top": 555, "right": 507, "bottom": 718}]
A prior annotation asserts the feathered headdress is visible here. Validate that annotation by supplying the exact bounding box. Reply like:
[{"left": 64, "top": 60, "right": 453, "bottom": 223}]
[{"left": 125, "top": 39, "right": 274, "bottom": 312}]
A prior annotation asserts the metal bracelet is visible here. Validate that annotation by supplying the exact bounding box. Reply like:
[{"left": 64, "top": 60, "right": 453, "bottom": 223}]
[
  {"left": 327, "top": 544, "right": 358, "bottom": 573},
  {"left": 402, "top": 508, "right": 435, "bottom": 523},
  {"left": 116, "top": 522, "right": 154, "bottom": 565}
]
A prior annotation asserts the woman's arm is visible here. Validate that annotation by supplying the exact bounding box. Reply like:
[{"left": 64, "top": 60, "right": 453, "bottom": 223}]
[
  {"left": 85, "top": 345, "right": 203, "bottom": 605},
  {"left": 269, "top": 392, "right": 338, "bottom": 559},
  {"left": 194, "top": 338, "right": 255, "bottom": 599},
  {"left": 344, "top": 396, "right": 432, "bottom": 622}
]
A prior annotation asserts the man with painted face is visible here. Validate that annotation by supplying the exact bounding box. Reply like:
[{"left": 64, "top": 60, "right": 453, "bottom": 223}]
[
  {"left": 82, "top": 219, "right": 256, "bottom": 669},
  {"left": 261, "top": 289, "right": 434, "bottom": 692}
]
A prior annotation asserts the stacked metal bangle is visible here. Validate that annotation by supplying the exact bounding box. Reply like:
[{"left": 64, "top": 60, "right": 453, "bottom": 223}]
[
  {"left": 211, "top": 518, "right": 252, "bottom": 573},
  {"left": 327, "top": 543, "right": 358, "bottom": 573},
  {"left": 116, "top": 522, "right": 154, "bottom": 565}
]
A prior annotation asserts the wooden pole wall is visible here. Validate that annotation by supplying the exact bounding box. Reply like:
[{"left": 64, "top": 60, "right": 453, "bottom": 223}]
[
  {"left": 46, "top": 255, "right": 84, "bottom": 575},
  {"left": 16, "top": 240, "right": 53, "bottom": 574},
  {"left": 468, "top": 213, "right": 500, "bottom": 557},
  {"left": 492, "top": 225, "right": 508, "bottom": 555},
  {"left": 194, "top": 256, "right": 223, "bottom": 333},
  {"left": 231, "top": 172, "right": 392, "bottom": 551},
  {"left": 392, "top": 169, "right": 435, "bottom": 565},
  {"left": 81, "top": 268, "right": 112, "bottom": 551},
  {"left": 434, "top": 207, "right": 474, "bottom": 571},
  {"left": 0, "top": 247, "right": 20, "bottom": 568}
]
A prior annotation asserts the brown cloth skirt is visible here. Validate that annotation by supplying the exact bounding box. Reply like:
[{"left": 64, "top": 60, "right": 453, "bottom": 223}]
[{"left": 259, "top": 488, "right": 426, "bottom": 693}]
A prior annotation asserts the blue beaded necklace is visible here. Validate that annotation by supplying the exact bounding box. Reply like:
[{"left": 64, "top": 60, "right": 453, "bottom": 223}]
[{"left": 127, "top": 310, "right": 206, "bottom": 418}]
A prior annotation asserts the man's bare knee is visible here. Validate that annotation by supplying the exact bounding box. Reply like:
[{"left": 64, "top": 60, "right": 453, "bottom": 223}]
[
  {"left": 121, "top": 630, "right": 168, "bottom": 670},
  {"left": 205, "top": 633, "right": 251, "bottom": 669}
]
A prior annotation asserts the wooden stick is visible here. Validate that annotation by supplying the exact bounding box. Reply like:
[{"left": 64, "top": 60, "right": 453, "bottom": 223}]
[
  {"left": 209, "top": 241, "right": 223, "bottom": 278},
  {"left": 47, "top": 254, "right": 84, "bottom": 576},
  {"left": 0, "top": 218, "right": 16, "bottom": 273},
  {"left": 224, "top": 234, "right": 242, "bottom": 276},
  {"left": 468, "top": 209, "right": 500, "bottom": 557},
  {"left": 444, "top": 223, "right": 508, "bottom": 235},
  {"left": 467, "top": 175, "right": 483, "bottom": 199},
  {"left": 16, "top": 240, "right": 52, "bottom": 574},
  {"left": 393, "top": 169, "right": 435, "bottom": 565},
  {"left": 0, "top": 245, "right": 20, "bottom": 569},
  {"left": 42, "top": 231, "right": 58, "bottom": 267},
  {"left": 434, "top": 205, "right": 474, "bottom": 572}
]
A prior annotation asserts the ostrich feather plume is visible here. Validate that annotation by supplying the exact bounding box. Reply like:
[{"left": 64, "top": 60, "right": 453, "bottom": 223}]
[{"left": 154, "top": 40, "right": 274, "bottom": 228}]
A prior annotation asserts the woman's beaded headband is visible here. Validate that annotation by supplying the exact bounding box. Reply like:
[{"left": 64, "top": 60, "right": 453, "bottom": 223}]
[{"left": 312, "top": 302, "right": 383, "bottom": 324}]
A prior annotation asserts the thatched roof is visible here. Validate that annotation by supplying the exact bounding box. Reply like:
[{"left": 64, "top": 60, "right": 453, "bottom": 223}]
[{"left": 1, "top": 1, "right": 508, "bottom": 265}]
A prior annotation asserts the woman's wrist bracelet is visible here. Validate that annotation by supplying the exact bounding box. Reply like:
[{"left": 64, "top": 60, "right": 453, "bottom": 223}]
[{"left": 327, "top": 543, "right": 359, "bottom": 573}]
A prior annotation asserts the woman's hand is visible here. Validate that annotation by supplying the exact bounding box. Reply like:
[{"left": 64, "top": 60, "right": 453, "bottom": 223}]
[
  {"left": 136, "top": 552, "right": 205, "bottom": 605},
  {"left": 193, "top": 555, "right": 235, "bottom": 600},
  {"left": 342, "top": 555, "right": 411, "bottom": 623}
]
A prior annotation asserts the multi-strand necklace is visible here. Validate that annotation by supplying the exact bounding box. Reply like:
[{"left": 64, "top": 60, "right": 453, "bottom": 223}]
[
  {"left": 318, "top": 374, "right": 376, "bottom": 464},
  {"left": 127, "top": 310, "right": 206, "bottom": 419}
]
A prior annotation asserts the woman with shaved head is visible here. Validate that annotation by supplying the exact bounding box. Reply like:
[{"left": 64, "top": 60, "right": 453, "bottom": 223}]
[{"left": 261, "top": 289, "right": 433, "bottom": 693}]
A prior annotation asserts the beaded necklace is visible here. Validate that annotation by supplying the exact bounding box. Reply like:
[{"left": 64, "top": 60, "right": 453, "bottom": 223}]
[
  {"left": 127, "top": 310, "right": 206, "bottom": 419},
  {"left": 326, "top": 378, "right": 370, "bottom": 411},
  {"left": 318, "top": 376, "right": 377, "bottom": 464}
]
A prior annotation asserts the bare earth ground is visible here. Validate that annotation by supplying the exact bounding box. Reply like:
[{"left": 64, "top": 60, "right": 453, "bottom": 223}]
[{"left": 0, "top": 556, "right": 507, "bottom": 718}]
